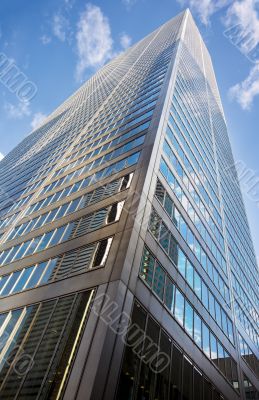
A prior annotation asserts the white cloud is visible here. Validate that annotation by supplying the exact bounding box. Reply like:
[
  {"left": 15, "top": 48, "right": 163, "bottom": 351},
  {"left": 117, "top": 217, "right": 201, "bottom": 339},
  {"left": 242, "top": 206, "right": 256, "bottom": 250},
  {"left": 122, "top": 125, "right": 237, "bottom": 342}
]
[
  {"left": 177, "top": 0, "right": 230, "bottom": 25},
  {"left": 40, "top": 34, "right": 52, "bottom": 45},
  {"left": 4, "top": 101, "right": 31, "bottom": 119},
  {"left": 122, "top": 0, "right": 137, "bottom": 9},
  {"left": 30, "top": 112, "right": 47, "bottom": 130},
  {"left": 53, "top": 13, "right": 70, "bottom": 42},
  {"left": 229, "top": 64, "right": 259, "bottom": 109},
  {"left": 120, "top": 32, "right": 132, "bottom": 50},
  {"left": 75, "top": 4, "right": 113, "bottom": 81},
  {"left": 0, "top": 152, "right": 4, "bottom": 161},
  {"left": 224, "top": 0, "right": 259, "bottom": 57}
]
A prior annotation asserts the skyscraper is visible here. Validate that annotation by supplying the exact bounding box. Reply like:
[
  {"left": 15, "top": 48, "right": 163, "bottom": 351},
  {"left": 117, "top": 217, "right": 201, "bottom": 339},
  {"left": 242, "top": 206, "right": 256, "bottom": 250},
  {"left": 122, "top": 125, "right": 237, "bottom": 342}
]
[{"left": 0, "top": 8, "right": 258, "bottom": 400}]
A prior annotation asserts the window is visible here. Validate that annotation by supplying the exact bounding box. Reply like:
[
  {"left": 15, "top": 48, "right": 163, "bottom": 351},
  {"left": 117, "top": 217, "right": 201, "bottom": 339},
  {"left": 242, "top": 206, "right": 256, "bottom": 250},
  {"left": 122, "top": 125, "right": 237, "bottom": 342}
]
[
  {"left": 194, "top": 271, "right": 201, "bottom": 299},
  {"left": 174, "top": 289, "right": 184, "bottom": 326},
  {"left": 193, "top": 368, "right": 202, "bottom": 400},
  {"left": 171, "top": 345, "right": 182, "bottom": 400},
  {"left": 1, "top": 271, "right": 21, "bottom": 296},
  {"left": 182, "top": 357, "right": 193, "bottom": 400},
  {"left": 177, "top": 249, "right": 186, "bottom": 277},
  {"left": 25, "top": 262, "right": 47, "bottom": 289},
  {"left": 202, "top": 323, "right": 210, "bottom": 357},
  {"left": 91, "top": 238, "right": 112, "bottom": 268},
  {"left": 210, "top": 333, "right": 218, "bottom": 365},
  {"left": 184, "top": 301, "right": 193, "bottom": 337},
  {"left": 187, "top": 230, "right": 194, "bottom": 251},
  {"left": 208, "top": 292, "right": 215, "bottom": 320},
  {"left": 179, "top": 216, "right": 187, "bottom": 239},
  {"left": 164, "top": 277, "right": 174, "bottom": 312},
  {"left": 186, "top": 261, "right": 194, "bottom": 288},
  {"left": 140, "top": 248, "right": 155, "bottom": 287},
  {"left": 215, "top": 300, "right": 222, "bottom": 327},
  {"left": 169, "top": 236, "right": 178, "bottom": 265},
  {"left": 201, "top": 282, "right": 209, "bottom": 309},
  {"left": 0, "top": 291, "right": 93, "bottom": 398},
  {"left": 164, "top": 194, "right": 173, "bottom": 216},
  {"left": 194, "top": 312, "right": 202, "bottom": 348},
  {"left": 159, "top": 224, "right": 170, "bottom": 253},
  {"left": 217, "top": 343, "right": 225, "bottom": 375},
  {"left": 153, "top": 265, "right": 165, "bottom": 300}
]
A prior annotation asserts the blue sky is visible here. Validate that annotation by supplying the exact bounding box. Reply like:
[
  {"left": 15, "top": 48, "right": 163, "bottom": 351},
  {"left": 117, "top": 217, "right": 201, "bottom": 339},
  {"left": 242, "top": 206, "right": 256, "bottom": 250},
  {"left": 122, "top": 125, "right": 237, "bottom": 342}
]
[{"left": 0, "top": 0, "right": 258, "bottom": 261}]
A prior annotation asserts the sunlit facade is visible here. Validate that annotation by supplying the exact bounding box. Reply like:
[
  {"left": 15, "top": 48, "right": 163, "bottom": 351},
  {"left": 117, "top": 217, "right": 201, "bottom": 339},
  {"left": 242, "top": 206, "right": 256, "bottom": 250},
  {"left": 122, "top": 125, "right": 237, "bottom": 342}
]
[{"left": 0, "top": 9, "right": 258, "bottom": 400}]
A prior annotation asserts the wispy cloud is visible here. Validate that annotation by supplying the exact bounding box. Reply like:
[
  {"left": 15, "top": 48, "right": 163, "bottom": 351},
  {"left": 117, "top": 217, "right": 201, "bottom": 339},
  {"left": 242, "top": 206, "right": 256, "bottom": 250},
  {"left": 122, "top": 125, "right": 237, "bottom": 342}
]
[
  {"left": 122, "top": 0, "right": 137, "bottom": 10},
  {"left": 4, "top": 101, "right": 31, "bottom": 119},
  {"left": 177, "top": 0, "right": 230, "bottom": 25},
  {"left": 52, "top": 13, "right": 70, "bottom": 42},
  {"left": 31, "top": 112, "right": 47, "bottom": 130},
  {"left": 229, "top": 64, "right": 259, "bottom": 109},
  {"left": 224, "top": 0, "right": 259, "bottom": 58},
  {"left": 120, "top": 32, "right": 132, "bottom": 50},
  {"left": 0, "top": 152, "right": 4, "bottom": 161},
  {"left": 40, "top": 34, "right": 52, "bottom": 45},
  {"left": 75, "top": 4, "right": 114, "bottom": 81}
]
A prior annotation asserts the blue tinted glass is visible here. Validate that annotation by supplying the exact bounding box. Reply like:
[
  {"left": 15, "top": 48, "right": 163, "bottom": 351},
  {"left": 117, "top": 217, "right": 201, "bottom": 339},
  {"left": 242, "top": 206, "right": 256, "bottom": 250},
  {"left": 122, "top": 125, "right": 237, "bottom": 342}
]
[
  {"left": 174, "top": 289, "right": 184, "bottom": 325},
  {"left": 184, "top": 301, "right": 193, "bottom": 337},
  {"left": 165, "top": 277, "right": 174, "bottom": 312},
  {"left": 202, "top": 323, "right": 210, "bottom": 357},
  {"left": 40, "top": 259, "right": 57, "bottom": 284},
  {"left": 194, "top": 312, "right": 202, "bottom": 348},
  {"left": 25, "top": 262, "right": 47, "bottom": 289},
  {"left": 12, "top": 266, "right": 35, "bottom": 294},
  {"left": 1, "top": 271, "right": 21, "bottom": 296},
  {"left": 186, "top": 261, "right": 194, "bottom": 289},
  {"left": 0, "top": 275, "right": 9, "bottom": 294},
  {"left": 177, "top": 249, "right": 186, "bottom": 276}
]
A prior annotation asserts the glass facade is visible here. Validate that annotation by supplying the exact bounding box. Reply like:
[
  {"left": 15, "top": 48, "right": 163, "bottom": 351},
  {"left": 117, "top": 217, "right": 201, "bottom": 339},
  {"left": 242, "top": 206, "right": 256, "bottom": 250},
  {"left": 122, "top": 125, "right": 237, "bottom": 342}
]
[{"left": 0, "top": 8, "right": 257, "bottom": 400}]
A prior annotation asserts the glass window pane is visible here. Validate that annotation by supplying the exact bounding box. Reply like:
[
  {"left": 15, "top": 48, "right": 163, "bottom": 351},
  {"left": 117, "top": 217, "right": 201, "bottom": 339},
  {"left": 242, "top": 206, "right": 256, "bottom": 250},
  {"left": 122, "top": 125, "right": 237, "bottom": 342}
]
[
  {"left": 49, "top": 226, "right": 66, "bottom": 246},
  {"left": 36, "top": 231, "right": 54, "bottom": 252},
  {"left": 0, "top": 276, "right": 9, "bottom": 295},
  {"left": 201, "top": 282, "right": 209, "bottom": 309},
  {"left": 1, "top": 271, "right": 21, "bottom": 297},
  {"left": 153, "top": 265, "right": 165, "bottom": 300},
  {"left": 179, "top": 216, "right": 187, "bottom": 239},
  {"left": 159, "top": 224, "right": 170, "bottom": 253},
  {"left": 184, "top": 301, "right": 193, "bottom": 337},
  {"left": 12, "top": 266, "right": 35, "bottom": 293},
  {"left": 165, "top": 277, "right": 174, "bottom": 312},
  {"left": 194, "top": 312, "right": 202, "bottom": 348},
  {"left": 221, "top": 310, "right": 228, "bottom": 336},
  {"left": 210, "top": 333, "right": 218, "bottom": 364},
  {"left": 174, "top": 289, "right": 184, "bottom": 325},
  {"left": 227, "top": 319, "right": 234, "bottom": 343},
  {"left": 202, "top": 323, "right": 210, "bottom": 357},
  {"left": 215, "top": 300, "right": 222, "bottom": 327},
  {"left": 177, "top": 249, "right": 186, "bottom": 277},
  {"left": 217, "top": 342, "right": 226, "bottom": 375},
  {"left": 187, "top": 229, "right": 194, "bottom": 251},
  {"left": 62, "top": 223, "right": 74, "bottom": 242},
  {"left": 140, "top": 249, "right": 155, "bottom": 287},
  {"left": 194, "top": 271, "right": 201, "bottom": 299},
  {"left": 186, "top": 261, "right": 194, "bottom": 288},
  {"left": 40, "top": 259, "right": 57, "bottom": 284},
  {"left": 164, "top": 194, "right": 173, "bottom": 217},
  {"left": 208, "top": 292, "right": 215, "bottom": 319},
  {"left": 25, "top": 262, "right": 47, "bottom": 289},
  {"left": 169, "top": 236, "right": 178, "bottom": 265}
]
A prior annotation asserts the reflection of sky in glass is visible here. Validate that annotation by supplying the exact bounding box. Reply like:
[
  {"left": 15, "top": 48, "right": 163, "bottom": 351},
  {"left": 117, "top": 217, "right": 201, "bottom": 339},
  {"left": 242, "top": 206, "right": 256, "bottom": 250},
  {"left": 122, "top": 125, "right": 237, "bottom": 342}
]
[
  {"left": 175, "top": 289, "right": 184, "bottom": 325},
  {"left": 210, "top": 334, "right": 218, "bottom": 360},
  {"left": 194, "top": 313, "right": 201, "bottom": 347}
]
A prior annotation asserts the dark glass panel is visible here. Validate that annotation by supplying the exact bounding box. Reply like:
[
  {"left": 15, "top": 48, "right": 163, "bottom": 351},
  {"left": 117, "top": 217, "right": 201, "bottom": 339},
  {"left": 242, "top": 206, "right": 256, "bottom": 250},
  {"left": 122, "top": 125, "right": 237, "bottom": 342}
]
[{"left": 182, "top": 357, "right": 193, "bottom": 400}]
